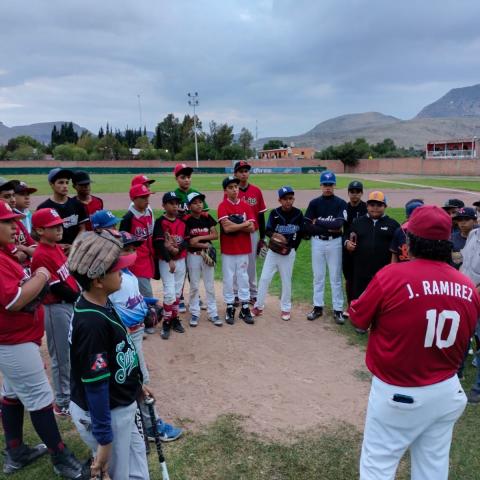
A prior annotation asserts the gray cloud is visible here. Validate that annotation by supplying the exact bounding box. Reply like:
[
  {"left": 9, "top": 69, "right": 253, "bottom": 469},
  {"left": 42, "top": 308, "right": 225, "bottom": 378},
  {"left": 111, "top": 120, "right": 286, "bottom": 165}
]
[{"left": 1, "top": 0, "right": 479, "bottom": 137}]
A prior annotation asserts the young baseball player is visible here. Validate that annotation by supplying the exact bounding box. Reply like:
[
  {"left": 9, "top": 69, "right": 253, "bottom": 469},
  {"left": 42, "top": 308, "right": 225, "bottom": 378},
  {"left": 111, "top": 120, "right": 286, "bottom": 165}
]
[
  {"left": 72, "top": 170, "right": 104, "bottom": 230},
  {"left": 36, "top": 168, "right": 88, "bottom": 247},
  {"left": 450, "top": 207, "right": 478, "bottom": 268},
  {"left": 12, "top": 180, "right": 37, "bottom": 233},
  {"left": 253, "top": 186, "right": 303, "bottom": 321},
  {"left": 91, "top": 209, "right": 121, "bottom": 233},
  {"left": 120, "top": 183, "right": 155, "bottom": 298},
  {"left": 31, "top": 208, "right": 81, "bottom": 417},
  {"left": 0, "top": 202, "right": 84, "bottom": 479},
  {"left": 218, "top": 176, "right": 256, "bottom": 325},
  {"left": 183, "top": 191, "right": 221, "bottom": 326},
  {"left": 68, "top": 230, "right": 150, "bottom": 480},
  {"left": 233, "top": 161, "right": 267, "bottom": 304},
  {"left": 349, "top": 205, "right": 480, "bottom": 480},
  {"left": 153, "top": 191, "right": 188, "bottom": 339},
  {"left": 130, "top": 173, "right": 156, "bottom": 188}
]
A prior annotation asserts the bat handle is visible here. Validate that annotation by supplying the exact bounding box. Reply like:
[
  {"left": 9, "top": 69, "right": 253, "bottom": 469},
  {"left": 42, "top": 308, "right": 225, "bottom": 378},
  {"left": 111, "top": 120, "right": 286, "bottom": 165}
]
[{"left": 161, "top": 461, "right": 170, "bottom": 480}]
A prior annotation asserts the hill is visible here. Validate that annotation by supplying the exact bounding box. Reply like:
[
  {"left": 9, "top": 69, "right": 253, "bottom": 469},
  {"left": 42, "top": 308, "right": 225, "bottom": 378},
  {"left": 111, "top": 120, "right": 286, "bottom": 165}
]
[{"left": 0, "top": 121, "right": 88, "bottom": 145}]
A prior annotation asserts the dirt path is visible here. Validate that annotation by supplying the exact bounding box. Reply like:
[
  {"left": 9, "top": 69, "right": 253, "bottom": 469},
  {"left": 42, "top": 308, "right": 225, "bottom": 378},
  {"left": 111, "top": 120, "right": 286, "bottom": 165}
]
[{"left": 143, "top": 281, "right": 370, "bottom": 438}]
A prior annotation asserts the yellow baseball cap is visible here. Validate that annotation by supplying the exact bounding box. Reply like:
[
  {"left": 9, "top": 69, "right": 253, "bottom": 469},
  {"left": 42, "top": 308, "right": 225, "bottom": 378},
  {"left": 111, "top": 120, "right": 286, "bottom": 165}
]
[{"left": 367, "top": 191, "right": 387, "bottom": 205}]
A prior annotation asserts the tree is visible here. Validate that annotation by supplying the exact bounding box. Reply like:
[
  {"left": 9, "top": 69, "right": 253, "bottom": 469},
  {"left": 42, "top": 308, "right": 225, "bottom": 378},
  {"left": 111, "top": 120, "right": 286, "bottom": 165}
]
[
  {"left": 220, "top": 144, "right": 245, "bottom": 160},
  {"left": 53, "top": 144, "right": 89, "bottom": 161},
  {"left": 263, "top": 139, "right": 287, "bottom": 150},
  {"left": 135, "top": 135, "right": 151, "bottom": 149},
  {"left": 238, "top": 127, "right": 253, "bottom": 156},
  {"left": 77, "top": 132, "right": 97, "bottom": 154},
  {"left": 98, "top": 126, "right": 105, "bottom": 139},
  {"left": 153, "top": 114, "right": 181, "bottom": 159},
  {"left": 208, "top": 121, "right": 234, "bottom": 154}
]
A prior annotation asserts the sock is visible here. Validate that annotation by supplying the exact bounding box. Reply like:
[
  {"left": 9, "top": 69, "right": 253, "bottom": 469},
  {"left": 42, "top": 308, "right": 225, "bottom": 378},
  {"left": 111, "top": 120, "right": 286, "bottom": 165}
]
[
  {"left": 172, "top": 298, "right": 180, "bottom": 318},
  {"left": 1, "top": 397, "right": 24, "bottom": 450},
  {"left": 29, "top": 405, "right": 64, "bottom": 454},
  {"left": 163, "top": 303, "right": 173, "bottom": 323}
]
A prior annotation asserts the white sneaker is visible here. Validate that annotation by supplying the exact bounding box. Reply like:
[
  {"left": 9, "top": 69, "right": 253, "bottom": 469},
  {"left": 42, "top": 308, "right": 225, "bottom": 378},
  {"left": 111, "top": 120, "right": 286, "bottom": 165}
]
[
  {"left": 281, "top": 311, "right": 291, "bottom": 321},
  {"left": 209, "top": 315, "right": 223, "bottom": 326},
  {"left": 189, "top": 315, "right": 199, "bottom": 327}
]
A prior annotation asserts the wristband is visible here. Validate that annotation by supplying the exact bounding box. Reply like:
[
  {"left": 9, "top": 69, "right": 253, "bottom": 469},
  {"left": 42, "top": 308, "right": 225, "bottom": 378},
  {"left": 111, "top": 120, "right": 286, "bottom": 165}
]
[{"left": 35, "top": 270, "right": 50, "bottom": 282}]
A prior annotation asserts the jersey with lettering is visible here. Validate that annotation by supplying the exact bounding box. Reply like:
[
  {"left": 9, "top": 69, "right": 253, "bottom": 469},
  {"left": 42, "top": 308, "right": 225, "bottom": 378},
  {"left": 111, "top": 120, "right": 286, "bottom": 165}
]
[
  {"left": 266, "top": 207, "right": 304, "bottom": 250},
  {"left": 349, "top": 259, "right": 480, "bottom": 387},
  {"left": 79, "top": 195, "right": 104, "bottom": 231},
  {"left": 174, "top": 187, "right": 209, "bottom": 217},
  {"left": 69, "top": 296, "right": 142, "bottom": 411},
  {"left": 238, "top": 184, "right": 267, "bottom": 229},
  {"left": 153, "top": 215, "right": 188, "bottom": 260},
  {"left": 183, "top": 213, "right": 217, "bottom": 253},
  {"left": 0, "top": 248, "right": 44, "bottom": 345},
  {"left": 120, "top": 207, "right": 155, "bottom": 278},
  {"left": 36, "top": 197, "right": 88, "bottom": 244},
  {"left": 218, "top": 198, "right": 256, "bottom": 255},
  {"left": 31, "top": 243, "right": 80, "bottom": 304}
]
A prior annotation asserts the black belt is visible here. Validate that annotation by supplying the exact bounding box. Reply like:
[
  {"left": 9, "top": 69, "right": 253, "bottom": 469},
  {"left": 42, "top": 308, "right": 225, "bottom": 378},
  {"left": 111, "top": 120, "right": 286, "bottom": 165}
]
[{"left": 314, "top": 235, "right": 341, "bottom": 241}]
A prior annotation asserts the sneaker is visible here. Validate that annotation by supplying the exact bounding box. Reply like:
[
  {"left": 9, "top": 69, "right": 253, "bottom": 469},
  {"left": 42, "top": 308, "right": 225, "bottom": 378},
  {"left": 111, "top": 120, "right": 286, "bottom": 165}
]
[
  {"left": 281, "top": 311, "right": 291, "bottom": 321},
  {"left": 355, "top": 328, "right": 368, "bottom": 334},
  {"left": 239, "top": 304, "right": 254, "bottom": 325},
  {"left": 147, "top": 420, "right": 183, "bottom": 442},
  {"left": 225, "top": 305, "right": 236, "bottom": 325},
  {"left": 3, "top": 443, "right": 48, "bottom": 474},
  {"left": 51, "top": 446, "right": 83, "bottom": 479},
  {"left": 467, "top": 391, "right": 480, "bottom": 404},
  {"left": 144, "top": 327, "right": 155, "bottom": 334},
  {"left": 172, "top": 318, "right": 185, "bottom": 333},
  {"left": 209, "top": 316, "right": 223, "bottom": 327},
  {"left": 200, "top": 299, "right": 207, "bottom": 310},
  {"left": 53, "top": 404, "right": 71, "bottom": 418},
  {"left": 178, "top": 300, "right": 187, "bottom": 313},
  {"left": 333, "top": 310, "right": 345, "bottom": 325},
  {"left": 307, "top": 306, "right": 323, "bottom": 321},
  {"left": 160, "top": 321, "right": 171, "bottom": 340},
  {"left": 189, "top": 315, "right": 199, "bottom": 327},
  {"left": 252, "top": 307, "right": 264, "bottom": 317}
]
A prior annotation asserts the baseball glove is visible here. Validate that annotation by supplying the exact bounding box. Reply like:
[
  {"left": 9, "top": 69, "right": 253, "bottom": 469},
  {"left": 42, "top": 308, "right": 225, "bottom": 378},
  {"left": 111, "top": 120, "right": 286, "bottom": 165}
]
[
  {"left": 268, "top": 232, "right": 291, "bottom": 256},
  {"left": 201, "top": 244, "right": 217, "bottom": 267},
  {"left": 164, "top": 231, "right": 179, "bottom": 255},
  {"left": 68, "top": 230, "right": 123, "bottom": 278},
  {"left": 228, "top": 214, "right": 245, "bottom": 224}
]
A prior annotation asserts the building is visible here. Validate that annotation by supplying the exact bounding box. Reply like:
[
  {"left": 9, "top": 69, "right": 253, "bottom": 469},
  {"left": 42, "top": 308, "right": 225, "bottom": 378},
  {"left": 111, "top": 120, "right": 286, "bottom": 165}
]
[
  {"left": 258, "top": 146, "right": 315, "bottom": 160},
  {"left": 426, "top": 138, "right": 478, "bottom": 159}
]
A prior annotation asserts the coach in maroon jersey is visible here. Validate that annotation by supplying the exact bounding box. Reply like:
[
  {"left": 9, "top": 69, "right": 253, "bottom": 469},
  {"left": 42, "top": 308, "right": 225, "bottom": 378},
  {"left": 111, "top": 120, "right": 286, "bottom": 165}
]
[{"left": 348, "top": 205, "right": 480, "bottom": 480}]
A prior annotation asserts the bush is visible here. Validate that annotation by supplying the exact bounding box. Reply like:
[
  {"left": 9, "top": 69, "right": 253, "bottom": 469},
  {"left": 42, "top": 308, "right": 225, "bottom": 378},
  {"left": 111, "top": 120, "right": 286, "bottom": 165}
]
[
  {"left": 5, "top": 145, "right": 43, "bottom": 160},
  {"left": 53, "top": 144, "right": 88, "bottom": 161}
]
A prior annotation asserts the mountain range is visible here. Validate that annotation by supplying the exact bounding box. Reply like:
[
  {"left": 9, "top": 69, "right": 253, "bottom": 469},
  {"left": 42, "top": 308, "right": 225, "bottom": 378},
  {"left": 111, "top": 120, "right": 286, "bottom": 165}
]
[{"left": 2, "top": 84, "right": 480, "bottom": 150}]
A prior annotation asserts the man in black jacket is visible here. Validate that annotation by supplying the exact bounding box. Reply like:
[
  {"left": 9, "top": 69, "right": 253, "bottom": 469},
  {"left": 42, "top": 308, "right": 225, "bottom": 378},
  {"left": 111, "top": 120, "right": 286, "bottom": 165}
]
[{"left": 345, "top": 191, "right": 399, "bottom": 332}]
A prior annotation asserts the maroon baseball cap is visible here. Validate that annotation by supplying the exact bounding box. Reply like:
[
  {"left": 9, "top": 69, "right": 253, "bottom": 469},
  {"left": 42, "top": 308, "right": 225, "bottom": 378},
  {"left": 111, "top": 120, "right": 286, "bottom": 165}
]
[
  {"left": 408, "top": 205, "right": 452, "bottom": 240},
  {"left": 13, "top": 181, "right": 38, "bottom": 195},
  {"left": 32, "top": 208, "right": 64, "bottom": 229},
  {"left": 129, "top": 184, "right": 153, "bottom": 200},
  {"left": 174, "top": 163, "right": 193, "bottom": 177},
  {"left": 0, "top": 202, "right": 23, "bottom": 221},
  {"left": 131, "top": 174, "right": 155, "bottom": 187},
  {"left": 234, "top": 160, "right": 251, "bottom": 172},
  {"left": 109, "top": 252, "right": 137, "bottom": 272}
]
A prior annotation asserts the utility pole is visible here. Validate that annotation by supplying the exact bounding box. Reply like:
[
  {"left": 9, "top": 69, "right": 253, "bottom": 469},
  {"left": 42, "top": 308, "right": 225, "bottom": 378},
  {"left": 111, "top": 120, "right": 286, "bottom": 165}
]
[
  {"left": 187, "top": 92, "right": 199, "bottom": 168},
  {"left": 137, "top": 94, "right": 143, "bottom": 129}
]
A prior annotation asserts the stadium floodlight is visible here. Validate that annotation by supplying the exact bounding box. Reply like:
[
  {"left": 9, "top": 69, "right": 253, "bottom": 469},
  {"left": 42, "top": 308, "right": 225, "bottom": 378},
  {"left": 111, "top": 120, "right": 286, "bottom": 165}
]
[{"left": 187, "top": 92, "right": 199, "bottom": 168}]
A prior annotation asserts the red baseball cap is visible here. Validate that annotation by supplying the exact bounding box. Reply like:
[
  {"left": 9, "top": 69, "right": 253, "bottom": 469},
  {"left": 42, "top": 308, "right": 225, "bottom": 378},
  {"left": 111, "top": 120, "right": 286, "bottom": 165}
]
[
  {"left": 32, "top": 208, "right": 64, "bottom": 229},
  {"left": 174, "top": 163, "right": 193, "bottom": 177},
  {"left": 408, "top": 205, "right": 452, "bottom": 241},
  {"left": 129, "top": 184, "right": 153, "bottom": 200},
  {"left": 0, "top": 202, "right": 23, "bottom": 221},
  {"left": 131, "top": 174, "right": 155, "bottom": 187},
  {"left": 109, "top": 252, "right": 137, "bottom": 272}
]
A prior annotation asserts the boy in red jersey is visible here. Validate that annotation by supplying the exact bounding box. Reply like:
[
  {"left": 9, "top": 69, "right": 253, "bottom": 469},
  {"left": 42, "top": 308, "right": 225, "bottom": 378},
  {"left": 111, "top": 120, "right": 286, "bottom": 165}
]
[
  {"left": 349, "top": 205, "right": 480, "bottom": 480},
  {"left": 31, "top": 208, "right": 81, "bottom": 417},
  {"left": 218, "top": 176, "right": 256, "bottom": 325},
  {"left": 153, "top": 192, "right": 188, "bottom": 340},
  {"left": 72, "top": 171, "right": 104, "bottom": 230},
  {"left": 120, "top": 184, "right": 155, "bottom": 298}
]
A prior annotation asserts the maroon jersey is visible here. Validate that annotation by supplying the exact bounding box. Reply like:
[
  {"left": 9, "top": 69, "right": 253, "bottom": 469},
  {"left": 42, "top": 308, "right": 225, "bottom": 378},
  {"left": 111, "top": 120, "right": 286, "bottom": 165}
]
[
  {"left": 0, "top": 248, "right": 44, "bottom": 345},
  {"left": 80, "top": 195, "right": 104, "bottom": 231},
  {"left": 31, "top": 243, "right": 80, "bottom": 304},
  {"left": 153, "top": 216, "right": 188, "bottom": 260},
  {"left": 218, "top": 198, "right": 256, "bottom": 255},
  {"left": 349, "top": 259, "right": 480, "bottom": 387}
]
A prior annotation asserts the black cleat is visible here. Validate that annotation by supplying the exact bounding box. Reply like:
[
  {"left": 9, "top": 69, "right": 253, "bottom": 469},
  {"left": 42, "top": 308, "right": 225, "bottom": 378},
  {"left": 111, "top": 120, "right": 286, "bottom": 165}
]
[
  {"left": 307, "top": 306, "right": 323, "bottom": 321},
  {"left": 51, "top": 446, "right": 83, "bottom": 479},
  {"left": 172, "top": 318, "right": 185, "bottom": 333},
  {"left": 3, "top": 443, "right": 48, "bottom": 474},
  {"left": 225, "top": 305, "right": 236, "bottom": 325},
  {"left": 333, "top": 310, "right": 346, "bottom": 325},
  {"left": 239, "top": 304, "right": 254, "bottom": 325},
  {"left": 160, "top": 320, "right": 172, "bottom": 340}
]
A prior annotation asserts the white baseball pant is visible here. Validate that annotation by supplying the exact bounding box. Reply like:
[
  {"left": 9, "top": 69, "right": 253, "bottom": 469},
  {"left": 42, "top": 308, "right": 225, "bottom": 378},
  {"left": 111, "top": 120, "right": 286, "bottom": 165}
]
[
  {"left": 255, "top": 249, "right": 296, "bottom": 312},
  {"left": 159, "top": 258, "right": 186, "bottom": 305},
  {"left": 311, "top": 237, "right": 344, "bottom": 311},
  {"left": 233, "top": 231, "right": 259, "bottom": 299},
  {"left": 70, "top": 401, "right": 150, "bottom": 480},
  {"left": 186, "top": 252, "right": 218, "bottom": 318},
  {"left": 222, "top": 254, "right": 249, "bottom": 304},
  {"left": 360, "top": 375, "right": 466, "bottom": 480}
]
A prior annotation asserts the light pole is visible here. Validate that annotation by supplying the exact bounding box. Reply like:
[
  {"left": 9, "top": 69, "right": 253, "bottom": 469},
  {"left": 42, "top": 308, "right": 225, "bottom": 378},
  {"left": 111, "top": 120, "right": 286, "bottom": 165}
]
[
  {"left": 187, "top": 92, "right": 199, "bottom": 168},
  {"left": 137, "top": 94, "right": 143, "bottom": 130}
]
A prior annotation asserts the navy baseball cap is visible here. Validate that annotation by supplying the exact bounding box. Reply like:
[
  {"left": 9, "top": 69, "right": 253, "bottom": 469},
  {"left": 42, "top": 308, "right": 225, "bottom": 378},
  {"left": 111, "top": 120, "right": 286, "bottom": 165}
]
[
  {"left": 91, "top": 210, "right": 120, "bottom": 229},
  {"left": 405, "top": 199, "right": 424, "bottom": 218},
  {"left": 320, "top": 170, "right": 336, "bottom": 185},
  {"left": 443, "top": 198, "right": 465, "bottom": 209},
  {"left": 72, "top": 170, "right": 91, "bottom": 185},
  {"left": 473, "top": 200, "right": 480, "bottom": 207},
  {"left": 187, "top": 191, "right": 206, "bottom": 204},
  {"left": 348, "top": 180, "right": 363, "bottom": 191},
  {"left": 0, "top": 177, "right": 16, "bottom": 192},
  {"left": 222, "top": 176, "right": 240, "bottom": 190},
  {"left": 234, "top": 160, "right": 251, "bottom": 172},
  {"left": 48, "top": 168, "right": 74, "bottom": 183},
  {"left": 453, "top": 207, "right": 477, "bottom": 220},
  {"left": 278, "top": 186, "right": 294, "bottom": 198},
  {"left": 163, "top": 191, "right": 180, "bottom": 204}
]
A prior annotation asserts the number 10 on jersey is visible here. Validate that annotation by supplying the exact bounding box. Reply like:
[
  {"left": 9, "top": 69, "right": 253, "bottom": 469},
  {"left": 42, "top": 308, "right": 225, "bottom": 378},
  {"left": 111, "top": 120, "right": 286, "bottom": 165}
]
[{"left": 424, "top": 309, "right": 460, "bottom": 349}]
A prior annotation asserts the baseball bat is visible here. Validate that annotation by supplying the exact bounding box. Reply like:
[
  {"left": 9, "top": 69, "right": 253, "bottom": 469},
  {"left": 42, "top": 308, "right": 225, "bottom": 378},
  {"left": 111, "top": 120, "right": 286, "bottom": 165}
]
[
  {"left": 135, "top": 401, "right": 150, "bottom": 455},
  {"left": 144, "top": 396, "right": 170, "bottom": 480}
]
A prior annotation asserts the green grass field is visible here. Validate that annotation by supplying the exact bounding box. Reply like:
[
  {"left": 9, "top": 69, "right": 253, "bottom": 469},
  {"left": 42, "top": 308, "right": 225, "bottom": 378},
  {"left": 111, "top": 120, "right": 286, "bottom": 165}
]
[
  {"left": 397, "top": 177, "right": 480, "bottom": 192},
  {"left": 2, "top": 177, "right": 480, "bottom": 479}
]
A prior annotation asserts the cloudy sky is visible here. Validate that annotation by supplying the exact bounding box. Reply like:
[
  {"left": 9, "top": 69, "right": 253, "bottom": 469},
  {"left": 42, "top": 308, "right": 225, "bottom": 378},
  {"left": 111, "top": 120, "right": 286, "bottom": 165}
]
[{"left": 1, "top": 0, "right": 479, "bottom": 137}]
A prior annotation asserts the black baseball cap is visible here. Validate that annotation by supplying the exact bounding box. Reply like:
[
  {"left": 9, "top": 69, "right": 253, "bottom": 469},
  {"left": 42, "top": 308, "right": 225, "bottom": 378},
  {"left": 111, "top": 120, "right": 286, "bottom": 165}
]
[
  {"left": 234, "top": 160, "right": 251, "bottom": 172},
  {"left": 72, "top": 170, "right": 91, "bottom": 185},
  {"left": 453, "top": 207, "right": 477, "bottom": 220},
  {"left": 348, "top": 181, "right": 363, "bottom": 191},
  {"left": 48, "top": 168, "right": 74, "bottom": 183},
  {"left": 11, "top": 180, "right": 37, "bottom": 194},
  {"left": 442, "top": 198, "right": 465, "bottom": 210},
  {"left": 222, "top": 176, "right": 240, "bottom": 190},
  {"left": 162, "top": 191, "right": 180, "bottom": 204},
  {"left": 0, "top": 177, "right": 17, "bottom": 192},
  {"left": 473, "top": 200, "right": 480, "bottom": 207}
]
